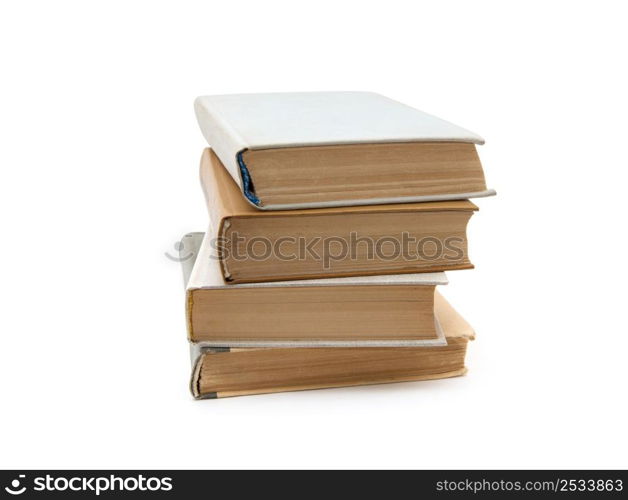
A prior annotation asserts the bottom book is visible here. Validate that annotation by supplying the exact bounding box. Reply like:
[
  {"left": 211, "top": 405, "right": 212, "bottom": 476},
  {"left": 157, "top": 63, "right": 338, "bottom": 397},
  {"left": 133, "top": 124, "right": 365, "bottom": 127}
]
[
  {"left": 190, "top": 292, "right": 474, "bottom": 399},
  {"left": 180, "top": 232, "right": 475, "bottom": 399}
]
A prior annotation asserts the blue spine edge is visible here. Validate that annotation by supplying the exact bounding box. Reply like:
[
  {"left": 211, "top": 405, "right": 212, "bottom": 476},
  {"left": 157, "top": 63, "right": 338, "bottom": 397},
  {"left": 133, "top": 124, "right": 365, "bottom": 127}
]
[{"left": 236, "top": 150, "right": 261, "bottom": 206}]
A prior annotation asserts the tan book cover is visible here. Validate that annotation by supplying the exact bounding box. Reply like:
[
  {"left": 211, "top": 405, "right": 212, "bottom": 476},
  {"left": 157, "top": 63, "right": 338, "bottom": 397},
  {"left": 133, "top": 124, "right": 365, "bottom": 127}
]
[{"left": 200, "top": 148, "right": 478, "bottom": 284}]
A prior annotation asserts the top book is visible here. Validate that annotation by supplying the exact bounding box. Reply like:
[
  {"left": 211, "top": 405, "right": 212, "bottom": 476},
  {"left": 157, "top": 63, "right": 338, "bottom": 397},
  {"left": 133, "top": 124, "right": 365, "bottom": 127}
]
[{"left": 194, "top": 91, "right": 494, "bottom": 210}]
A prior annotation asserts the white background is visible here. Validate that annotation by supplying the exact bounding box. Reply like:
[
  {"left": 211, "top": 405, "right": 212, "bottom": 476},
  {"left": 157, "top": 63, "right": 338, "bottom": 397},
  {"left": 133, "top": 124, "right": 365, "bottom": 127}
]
[{"left": 1, "top": 0, "right": 626, "bottom": 469}]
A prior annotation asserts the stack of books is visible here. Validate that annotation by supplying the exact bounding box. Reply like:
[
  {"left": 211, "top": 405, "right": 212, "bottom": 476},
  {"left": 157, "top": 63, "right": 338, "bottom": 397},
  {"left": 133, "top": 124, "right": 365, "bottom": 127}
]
[{"left": 181, "top": 91, "right": 494, "bottom": 399}]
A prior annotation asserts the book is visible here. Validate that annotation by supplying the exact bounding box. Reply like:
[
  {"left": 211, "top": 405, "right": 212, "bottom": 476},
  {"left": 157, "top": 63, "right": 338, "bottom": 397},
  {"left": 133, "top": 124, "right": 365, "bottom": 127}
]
[
  {"left": 190, "top": 292, "right": 474, "bottom": 399},
  {"left": 182, "top": 232, "right": 448, "bottom": 347},
  {"left": 194, "top": 91, "right": 495, "bottom": 210},
  {"left": 201, "top": 148, "right": 478, "bottom": 283},
  {"left": 180, "top": 232, "right": 474, "bottom": 399}
]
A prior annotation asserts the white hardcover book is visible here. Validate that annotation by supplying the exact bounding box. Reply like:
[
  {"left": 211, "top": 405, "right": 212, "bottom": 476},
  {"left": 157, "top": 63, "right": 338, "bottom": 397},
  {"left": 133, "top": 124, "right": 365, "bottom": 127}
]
[
  {"left": 194, "top": 91, "right": 495, "bottom": 210},
  {"left": 180, "top": 231, "right": 447, "bottom": 349}
]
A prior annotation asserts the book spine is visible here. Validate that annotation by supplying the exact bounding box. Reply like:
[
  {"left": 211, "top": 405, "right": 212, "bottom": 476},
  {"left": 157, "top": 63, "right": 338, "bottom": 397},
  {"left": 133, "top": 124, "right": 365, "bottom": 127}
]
[
  {"left": 199, "top": 150, "right": 224, "bottom": 226},
  {"left": 179, "top": 232, "right": 204, "bottom": 288},
  {"left": 193, "top": 98, "right": 249, "bottom": 195}
]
